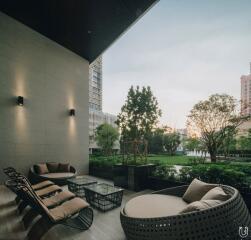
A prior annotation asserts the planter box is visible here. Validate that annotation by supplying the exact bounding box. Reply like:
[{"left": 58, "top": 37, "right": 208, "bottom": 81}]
[
  {"left": 148, "top": 176, "right": 186, "bottom": 190},
  {"left": 114, "top": 164, "right": 156, "bottom": 191},
  {"left": 113, "top": 164, "right": 128, "bottom": 188},
  {"left": 89, "top": 165, "right": 113, "bottom": 180}
]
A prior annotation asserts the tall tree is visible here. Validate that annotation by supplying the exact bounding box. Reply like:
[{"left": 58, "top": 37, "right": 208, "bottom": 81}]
[
  {"left": 188, "top": 94, "right": 248, "bottom": 162},
  {"left": 184, "top": 137, "right": 201, "bottom": 152},
  {"left": 95, "top": 123, "right": 119, "bottom": 156},
  {"left": 218, "top": 127, "right": 237, "bottom": 158},
  {"left": 148, "top": 127, "right": 165, "bottom": 154},
  {"left": 163, "top": 132, "right": 181, "bottom": 155},
  {"left": 116, "top": 86, "right": 162, "bottom": 141},
  {"left": 237, "top": 129, "right": 251, "bottom": 150}
]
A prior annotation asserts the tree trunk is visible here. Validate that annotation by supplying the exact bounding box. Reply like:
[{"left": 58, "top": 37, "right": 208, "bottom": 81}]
[
  {"left": 207, "top": 142, "right": 217, "bottom": 163},
  {"left": 209, "top": 150, "right": 217, "bottom": 162}
]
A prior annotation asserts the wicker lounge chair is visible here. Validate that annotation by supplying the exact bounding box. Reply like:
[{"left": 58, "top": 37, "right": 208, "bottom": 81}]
[
  {"left": 8, "top": 181, "right": 93, "bottom": 240},
  {"left": 3, "top": 168, "right": 63, "bottom": 213},
  {"left": 3, "top": 167, "right": 54, "bottom": 195},
  {"left": 120, "top": 185, "right": 251, "bottom": 240}
]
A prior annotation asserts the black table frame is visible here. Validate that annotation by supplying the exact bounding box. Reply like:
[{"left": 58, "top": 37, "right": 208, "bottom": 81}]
[
  {"left": 84, "top": 183, "right": 124, "bottom": 212},
  {"left": 67, "top": 177, "right": 97, "bottom": 198}
]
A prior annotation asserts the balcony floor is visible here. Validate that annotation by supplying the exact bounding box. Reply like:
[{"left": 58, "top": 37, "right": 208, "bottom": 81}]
[{"left": 0, "top": 176, "right": 152, "bottom": 240}]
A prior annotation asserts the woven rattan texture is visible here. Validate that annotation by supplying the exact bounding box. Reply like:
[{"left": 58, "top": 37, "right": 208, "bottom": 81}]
[{"left": 120, "top": 185, "right": 251, "bottom": 240}]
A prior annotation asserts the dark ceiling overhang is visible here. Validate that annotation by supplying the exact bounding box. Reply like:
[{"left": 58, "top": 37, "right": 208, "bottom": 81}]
[{"left": 0, "top": 0, "right": 158, "bottom": 62}]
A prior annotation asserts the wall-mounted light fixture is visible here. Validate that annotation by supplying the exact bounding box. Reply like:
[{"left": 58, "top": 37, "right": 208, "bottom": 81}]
[
  {"left": 17, "top": 96, "right": 24, "bottom": 106},
  {"left": 69, "top": 109, "right": 75, "bottom": 116}
]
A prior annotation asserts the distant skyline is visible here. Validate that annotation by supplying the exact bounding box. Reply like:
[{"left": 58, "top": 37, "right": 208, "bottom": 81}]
[{"left": 103, "top": 0, "right": 251, "bottom": 129}]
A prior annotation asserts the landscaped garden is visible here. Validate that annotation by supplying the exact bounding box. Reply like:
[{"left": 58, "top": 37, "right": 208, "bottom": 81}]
[
  {"left": 90, "top": 154, "right": 251, "bottom": 185},
  {"left": 90, "top": 86, "right": 251, "bottom": 211}
]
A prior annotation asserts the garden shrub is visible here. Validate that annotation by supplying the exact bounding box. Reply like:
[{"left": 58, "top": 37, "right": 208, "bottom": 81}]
[
  {"left": 152, "top": 165, "right": 177, "bottom": 181},
  {"left": 89, "top": 155, "right": 123, "bottom": 168},
  {"left": 188, "top": 157, "right": 206, "bottom": 165},
  {"left": 152, "top": 162, "right": 251, "bottom": 191}
]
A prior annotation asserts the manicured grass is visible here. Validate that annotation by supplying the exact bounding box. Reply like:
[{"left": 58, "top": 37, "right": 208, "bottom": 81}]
[
  {"left": 90, "top": 154, "right": 251, "bottom": 167},
  {"left": 230, "top": 161, "right": 251, "bottom": 166},
  {"left": 148, "top": 155, "right": 251, "bottom": 166},
  {"left": 90, "top": 154, "right": 193, "bottom": 166},
  {"left": 147, "top": 155, "right": 192, "bottom": 165}
]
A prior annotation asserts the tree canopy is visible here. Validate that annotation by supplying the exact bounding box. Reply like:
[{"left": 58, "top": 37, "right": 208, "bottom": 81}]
[
  {"left": 184, "top": 137, "right": 201, "bottom": 152},
  {"left": 116, "top": 86, "right": 162, "bottom": 141},
  {"left": 188, "top": 94, "right": 248, "bottom": 162},
  {"left": 237, "top": 129, "right": 251, "bottom": 150},
  {"left": 163, "top": 132, "right": 181, "bottom": 155},
  {"left": 95, "top": 123, "right": 119, "bottom": 156}
]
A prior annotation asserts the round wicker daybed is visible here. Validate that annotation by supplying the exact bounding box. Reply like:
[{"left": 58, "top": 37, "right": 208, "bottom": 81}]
[
  {"left": 29, "top": 164, "right": 77, "bottom": 185},
  {"left": 120, "top": 185, "right": 251, "bottom": 240}
]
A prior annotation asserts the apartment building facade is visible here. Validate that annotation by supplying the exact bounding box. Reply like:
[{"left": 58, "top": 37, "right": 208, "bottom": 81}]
[
  {"left": 241, "top": 63, "right": 251, "bottom": 116},
  {"left": 238, "top": 63, "right": 251, "bottom": 136},
  {"left": 89, "top": 56, "right": 119, "bottom": 153},
  {"left": 89, "top": 56, "right": 102, "bottom": 111}
]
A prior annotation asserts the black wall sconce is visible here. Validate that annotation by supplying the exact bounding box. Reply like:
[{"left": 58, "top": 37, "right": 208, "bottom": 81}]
[
  {"left": 17, "top": 96, "right": 24, "bottom": 106},
  {"left": 69, "top": 109, "right": 75, "bottom": 116}
]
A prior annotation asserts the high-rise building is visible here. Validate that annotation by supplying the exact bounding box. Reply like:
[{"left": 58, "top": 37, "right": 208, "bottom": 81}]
[
  {"left": 89, "top": 56, "right": 102, "bottom": 111},
  {"left": 241, "top": 63, "right": 251, "bottom": 116},
  {"left": 238, "top": 63, "right": 251, "bottom": 137},
  {"left": 89, "top": 56, "right": 119, "bottom": 153}
]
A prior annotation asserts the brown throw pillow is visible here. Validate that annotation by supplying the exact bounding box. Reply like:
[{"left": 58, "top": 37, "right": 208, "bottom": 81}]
[
  {"left": 182, "top": 178, "right": 217, "bottom": 203},
  {"left": 180, "top": 199, "right": 222, "bottom": 214},
  {"left": 34, "top": 163, "right": 49, "bottom": 175},
  {"left": 58, "top": 163, "right": 70, "bottom": 172},
  {"left": 201, "top": 186, "right": 229, "bottom": 201},
  {"left": 46, "top": 162, "right": 59, "bottom": 173}
]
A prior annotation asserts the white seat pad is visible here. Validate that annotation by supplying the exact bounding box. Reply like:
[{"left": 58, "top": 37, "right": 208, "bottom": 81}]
[
  {"left": 124, "top": 194, "right": 188, "bottom": 218},
  {"left": 41, "top": 172, "right": 74, "bottom": 179}
]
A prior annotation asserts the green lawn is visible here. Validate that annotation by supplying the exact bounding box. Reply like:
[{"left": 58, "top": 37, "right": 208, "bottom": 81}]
[
  {"left": 90, "top": 154, "right": 251, "bottom": 167},
  {"left": 147, "top": 155, "right": 192, "bottom": 165}
]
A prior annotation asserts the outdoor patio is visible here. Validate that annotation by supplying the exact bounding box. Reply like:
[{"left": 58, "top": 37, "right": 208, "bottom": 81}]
[
  {"left": 0, "top": 176, "right": 151, "bottom": 240},
  {"left": 1, "top": 1, "right": 251, "bottom": 240}
]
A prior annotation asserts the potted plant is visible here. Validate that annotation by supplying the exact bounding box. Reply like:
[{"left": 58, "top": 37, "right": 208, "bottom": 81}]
[
  {"left": 113, "top": 139, "right": 156, "bottom": 191},
  {"left": 114, "top": 86, "right": 162, "bottom": 191}
]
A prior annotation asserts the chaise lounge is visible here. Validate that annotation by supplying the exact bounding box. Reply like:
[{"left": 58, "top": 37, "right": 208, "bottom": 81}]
[
  {"left": 3, "top": 167, "right": 93, "bottom": 240},
  {"left": 121, "top": 179, "right": 251, "bottom": 240}
]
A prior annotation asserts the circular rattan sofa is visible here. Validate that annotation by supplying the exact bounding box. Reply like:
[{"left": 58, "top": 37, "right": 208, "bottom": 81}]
[
  {"left": 29, "top": 164, "right": 77, "bottom": 185},
  {"left": 120, "top": 185, "right": 251, "bottom": 240}
]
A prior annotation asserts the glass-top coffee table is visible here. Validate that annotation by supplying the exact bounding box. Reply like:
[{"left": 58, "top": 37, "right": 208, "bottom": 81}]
[
  {"left": 83, "top": 183, "right": 124, "bottom": 212},
  {"left": 67, "top": 176, "right": 97, "bottom": 198}
]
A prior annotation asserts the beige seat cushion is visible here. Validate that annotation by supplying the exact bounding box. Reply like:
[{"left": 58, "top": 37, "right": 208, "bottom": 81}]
[
  {"left": 182, "top": 178, "right": 217, "bottom": 203},
  {"left": 180, "top": 199, "right": 223, "bottom": 214},
  {"left": 201, "top": 186, "right": 229, "bottom": 201},
  {"left": 49, "top": 197, "right": 89, "bottom": 221},
  {"left": 43, "top": 190, "right": 75, "bottom": 207},
  {"left": 32, "top": 180, "right": 54, "bottom": 190},
  {"left": 124, "top": 194, "right": 188, "bottom": 218},
  {"left": 41, "top": 172, "right": 74, "bottom": 179},
  {"left": 35, "top": 184, "right": 62, "bottom": 197}
]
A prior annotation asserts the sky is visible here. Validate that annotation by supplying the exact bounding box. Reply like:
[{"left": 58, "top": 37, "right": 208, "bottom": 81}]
[{"left": 102, "top": 0, "right": 251, "bottom": 129}]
